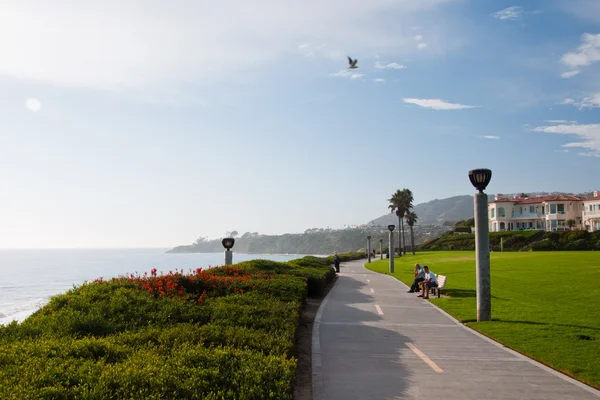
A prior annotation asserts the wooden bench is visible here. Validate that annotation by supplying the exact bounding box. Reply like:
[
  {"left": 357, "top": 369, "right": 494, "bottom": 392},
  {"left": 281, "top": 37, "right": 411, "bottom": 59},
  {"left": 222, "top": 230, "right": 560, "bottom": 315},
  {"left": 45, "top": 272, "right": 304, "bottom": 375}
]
[{"left": 430, "top": 275, "right": 447, "bottom": 298}]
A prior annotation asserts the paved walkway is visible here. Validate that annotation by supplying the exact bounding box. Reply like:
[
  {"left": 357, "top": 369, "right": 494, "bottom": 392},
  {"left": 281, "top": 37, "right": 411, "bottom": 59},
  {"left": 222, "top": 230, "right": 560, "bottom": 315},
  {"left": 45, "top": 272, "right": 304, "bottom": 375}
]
[{"left": 312, "top": 259, "right": 600, "bottom": 400}]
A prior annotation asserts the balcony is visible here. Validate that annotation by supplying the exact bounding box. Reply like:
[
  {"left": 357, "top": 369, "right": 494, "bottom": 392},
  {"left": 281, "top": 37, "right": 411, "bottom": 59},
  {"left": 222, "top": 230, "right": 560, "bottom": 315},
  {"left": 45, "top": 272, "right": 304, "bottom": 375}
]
[
  {"left": 508, "top": 213, "right": 544, "bottom": 220},
  {"left": 584, "top": 210, "right": 600, "bottom": 216}
]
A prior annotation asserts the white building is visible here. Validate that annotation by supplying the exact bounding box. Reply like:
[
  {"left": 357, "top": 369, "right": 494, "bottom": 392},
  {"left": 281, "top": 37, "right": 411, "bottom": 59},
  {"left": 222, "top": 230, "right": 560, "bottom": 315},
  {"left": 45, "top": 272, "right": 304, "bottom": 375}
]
[
  {"left": 582, "top": 193, "right": 600, "bottom": 232},
  {"left": 488, "top": 191, "right": 600, "bottom": 232}
]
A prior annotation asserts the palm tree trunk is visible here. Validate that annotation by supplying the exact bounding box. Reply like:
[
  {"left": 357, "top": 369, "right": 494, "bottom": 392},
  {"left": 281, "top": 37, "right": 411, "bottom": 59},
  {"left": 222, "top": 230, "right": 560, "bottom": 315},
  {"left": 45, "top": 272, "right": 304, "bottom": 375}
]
[
  {"left": 398, "top": 215, "right": 402, "bottom": 257},
  {"left": 401, "top": 219, "right": 407, "bottom": 255},
  {"left": 410, "top": 226, "right": 415, "bottom": 255}
]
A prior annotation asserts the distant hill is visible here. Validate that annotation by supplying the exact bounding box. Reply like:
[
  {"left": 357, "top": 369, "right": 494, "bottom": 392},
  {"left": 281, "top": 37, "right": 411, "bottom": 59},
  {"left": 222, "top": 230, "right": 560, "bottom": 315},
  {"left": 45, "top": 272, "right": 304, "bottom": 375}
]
[{"left": 371, "top": 195, "right": 491, "bottom": 226}]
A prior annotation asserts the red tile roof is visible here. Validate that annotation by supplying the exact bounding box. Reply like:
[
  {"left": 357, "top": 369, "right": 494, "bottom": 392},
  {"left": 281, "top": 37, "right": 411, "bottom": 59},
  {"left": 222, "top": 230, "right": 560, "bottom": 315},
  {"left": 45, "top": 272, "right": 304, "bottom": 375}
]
[{"left": 490, "top": 195, "right": 586, "bottom": 205}]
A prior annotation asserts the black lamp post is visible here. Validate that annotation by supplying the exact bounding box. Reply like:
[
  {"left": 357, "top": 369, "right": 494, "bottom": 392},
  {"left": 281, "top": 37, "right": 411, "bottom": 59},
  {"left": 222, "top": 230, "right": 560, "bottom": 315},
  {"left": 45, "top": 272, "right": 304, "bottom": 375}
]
[
  {"left": 469, "top": 169, "right": 492, "bottom": 193},
  {"left": 367, "top": 235, "right": 372, "bottom": 263},
  {"left": 222, "top": 237, "right": 235, "bottom": 265},
  {"left": 379, "top": 239, "right": 383, "bottom": 260},
  {"left": 468, "top": 168, "right": 492, "bottom": 321},
  {"left": 387, "top": 225, "right": 395, "bottom": 273}
]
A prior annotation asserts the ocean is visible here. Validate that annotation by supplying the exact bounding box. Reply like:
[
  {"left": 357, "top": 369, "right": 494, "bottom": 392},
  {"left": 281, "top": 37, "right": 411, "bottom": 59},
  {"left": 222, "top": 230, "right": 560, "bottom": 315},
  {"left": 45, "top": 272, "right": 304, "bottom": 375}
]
[{"left": 0, "top": 248, "right": 305, "bottom": 325}]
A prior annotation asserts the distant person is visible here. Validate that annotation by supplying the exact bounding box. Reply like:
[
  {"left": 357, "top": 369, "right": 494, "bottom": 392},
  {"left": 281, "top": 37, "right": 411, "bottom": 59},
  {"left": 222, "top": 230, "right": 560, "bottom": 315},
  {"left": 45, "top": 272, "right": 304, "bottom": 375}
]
[
  {"left": 417, "top": 266, "right": 438, "bottom": 299},
  {"left": 333, "top": 252, "right": 341, "bottom": 273},
  {"left": 408, "top": 263, "right": 425, "bottom": 293}
]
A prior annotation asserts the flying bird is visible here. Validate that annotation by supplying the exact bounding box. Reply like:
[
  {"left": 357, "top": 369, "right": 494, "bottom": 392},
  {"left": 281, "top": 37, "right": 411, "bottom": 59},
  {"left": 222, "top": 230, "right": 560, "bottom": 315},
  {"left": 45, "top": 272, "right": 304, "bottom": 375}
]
[{"left": 347, "top": 56, "right": 358, "bottom": 69}]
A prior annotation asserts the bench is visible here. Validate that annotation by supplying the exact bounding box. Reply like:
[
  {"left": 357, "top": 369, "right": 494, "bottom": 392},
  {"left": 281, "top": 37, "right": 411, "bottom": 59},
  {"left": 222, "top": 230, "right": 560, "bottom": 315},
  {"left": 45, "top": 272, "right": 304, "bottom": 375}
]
[{"left": 430, "top": 275, "right": 447, "bottom": 298}]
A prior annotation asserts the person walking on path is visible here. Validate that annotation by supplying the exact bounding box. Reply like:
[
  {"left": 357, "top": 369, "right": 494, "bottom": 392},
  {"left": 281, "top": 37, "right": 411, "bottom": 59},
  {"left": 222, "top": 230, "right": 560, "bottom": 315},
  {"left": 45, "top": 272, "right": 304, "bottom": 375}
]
[
  {"left": 417, "top": 265, "right": 438, "bottom": 299},
  {"left": 333, "top": 252, "right": 341, "bottom": 273}
]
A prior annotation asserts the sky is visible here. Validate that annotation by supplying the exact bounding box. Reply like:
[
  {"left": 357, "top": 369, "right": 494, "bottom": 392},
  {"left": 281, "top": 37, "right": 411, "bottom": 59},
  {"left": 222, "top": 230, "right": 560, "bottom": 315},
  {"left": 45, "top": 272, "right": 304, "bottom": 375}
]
[{"left": 1, "top": 0, "right": 600, "bottom": 248}]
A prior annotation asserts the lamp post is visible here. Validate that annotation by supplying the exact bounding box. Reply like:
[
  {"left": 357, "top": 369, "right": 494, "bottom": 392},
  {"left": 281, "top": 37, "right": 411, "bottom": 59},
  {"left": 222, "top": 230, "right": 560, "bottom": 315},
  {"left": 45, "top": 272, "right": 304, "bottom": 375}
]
[
  {"left": 468, "top": 168, "right": 492, "bottom": 322},
  {"left": 222, "top": 237, "right": 235, "bottom": 265},
  {"left": 379, "top": 239, "right": 383, "bottom": 260},
  {"left": 387, "top": 225, "right": 395, "bottom": 273},
  {"left": 367, "top": 236, "right": 372, "bottom": 263}
]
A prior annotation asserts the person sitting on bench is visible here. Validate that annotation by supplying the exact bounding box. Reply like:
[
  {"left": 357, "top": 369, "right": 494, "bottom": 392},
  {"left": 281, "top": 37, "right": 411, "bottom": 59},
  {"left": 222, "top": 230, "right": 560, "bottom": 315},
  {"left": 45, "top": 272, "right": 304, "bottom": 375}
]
[
  {"left": 408, "top": 263, "right": 425, "bottom": 293},
  {"left": 417, "top": 266, "right": 438, "bottom": 299}
]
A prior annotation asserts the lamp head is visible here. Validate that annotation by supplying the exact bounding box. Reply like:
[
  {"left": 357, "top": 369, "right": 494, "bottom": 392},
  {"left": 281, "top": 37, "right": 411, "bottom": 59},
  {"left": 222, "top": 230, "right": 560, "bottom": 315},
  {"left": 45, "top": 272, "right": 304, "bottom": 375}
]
[
  {"left": 221, "top": 237, "right": 235, "bottom": 250},
  {"left": 387, "top": 224, "right": 395, "bottom": 232},
  {"left": 367, "top": 235, "right": 371, "bottom": 240},
  {"left": 468, "top": 168, "right": 492, "bottom": 193}
]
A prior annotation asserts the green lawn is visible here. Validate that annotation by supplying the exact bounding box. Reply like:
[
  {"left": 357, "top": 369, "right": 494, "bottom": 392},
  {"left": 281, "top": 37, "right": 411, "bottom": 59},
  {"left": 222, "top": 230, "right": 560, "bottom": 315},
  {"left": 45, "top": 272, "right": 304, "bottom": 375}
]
[{"left": 367, "top": 251, "right": 600, "bottom": 389}]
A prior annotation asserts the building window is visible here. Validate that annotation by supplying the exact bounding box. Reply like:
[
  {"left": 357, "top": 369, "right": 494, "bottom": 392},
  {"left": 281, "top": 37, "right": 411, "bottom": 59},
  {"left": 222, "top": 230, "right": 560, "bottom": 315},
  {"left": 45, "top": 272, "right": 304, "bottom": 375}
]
[
  {"left": 519, "top": 207, "right": 523, "bottom": 215},
  {"left": 511, "top": 208, "right": 515, "bottom": 217},
  {"left": 557, "top": 204, "right": 565, "bottom": 214},
  {"left": 498, "top": 207, "right": 505, "bottom": 217},
  {"left": 530, "top": 206, "right": 535, "bottom": 213},
  {"left": 491, "top": 208, "right": 495, "bottom": 218},
  {"left": 550, "top": 204, "right": 557, "bottom": 214}
]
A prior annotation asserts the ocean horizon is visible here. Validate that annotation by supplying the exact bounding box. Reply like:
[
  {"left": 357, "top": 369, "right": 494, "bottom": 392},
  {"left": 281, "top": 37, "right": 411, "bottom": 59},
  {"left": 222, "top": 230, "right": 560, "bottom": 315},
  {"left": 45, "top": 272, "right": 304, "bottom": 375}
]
[{"left": 0, "top": 248, "right": 315, "bottom": 325}]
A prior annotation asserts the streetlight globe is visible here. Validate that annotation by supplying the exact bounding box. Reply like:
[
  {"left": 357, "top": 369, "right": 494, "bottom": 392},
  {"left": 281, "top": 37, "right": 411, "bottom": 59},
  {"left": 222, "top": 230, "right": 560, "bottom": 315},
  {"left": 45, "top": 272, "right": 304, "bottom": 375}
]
[
  {"left": 221, "top": 237, "right": 235, "bottom": 250},
  {"left": 367, "top": 235, "right": 371, "bottom": 240},
  {"left": 468, "top": 168, "right": 492, "bottom": 193},
  {"left": 387, "top": 224, "right": 395, "bottom": 232}
]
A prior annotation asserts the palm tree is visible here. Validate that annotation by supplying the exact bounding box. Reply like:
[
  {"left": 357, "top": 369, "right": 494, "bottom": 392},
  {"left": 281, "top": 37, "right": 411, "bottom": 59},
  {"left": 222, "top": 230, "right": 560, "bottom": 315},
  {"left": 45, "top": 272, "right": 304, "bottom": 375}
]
[
  {"left": 405, "top": 210, "right": 418, "bottom": 255},
  {"left": 567, "top": 219, "right": 576, "bottom": 230},
  {"left": 388, "top": 189, "right": 414, "bottom": 256}
]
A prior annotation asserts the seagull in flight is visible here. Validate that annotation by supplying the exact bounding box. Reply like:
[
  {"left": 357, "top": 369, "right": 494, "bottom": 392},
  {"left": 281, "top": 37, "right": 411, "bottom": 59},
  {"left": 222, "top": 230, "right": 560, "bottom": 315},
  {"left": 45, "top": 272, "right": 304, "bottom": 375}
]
[{"left": 347, "top": 56, "right": 359, "bottom": 69}]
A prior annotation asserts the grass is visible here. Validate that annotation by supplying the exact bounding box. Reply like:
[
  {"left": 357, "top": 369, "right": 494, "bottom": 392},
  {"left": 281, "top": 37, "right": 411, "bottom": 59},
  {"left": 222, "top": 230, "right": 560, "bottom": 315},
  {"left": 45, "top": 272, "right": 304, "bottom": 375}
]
[{"left": 367, "top": 251, "right": 600, "bottom": 389}]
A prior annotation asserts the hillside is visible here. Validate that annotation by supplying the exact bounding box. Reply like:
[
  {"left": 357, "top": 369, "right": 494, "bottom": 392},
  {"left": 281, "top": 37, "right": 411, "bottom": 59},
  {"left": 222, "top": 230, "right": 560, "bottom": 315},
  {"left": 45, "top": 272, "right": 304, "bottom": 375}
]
[
  {"left": 167, "top": 226, "right": 445, "bottom": 254},
  {"left": 371, "top": 195, "right": 490, "bottom": 226}
]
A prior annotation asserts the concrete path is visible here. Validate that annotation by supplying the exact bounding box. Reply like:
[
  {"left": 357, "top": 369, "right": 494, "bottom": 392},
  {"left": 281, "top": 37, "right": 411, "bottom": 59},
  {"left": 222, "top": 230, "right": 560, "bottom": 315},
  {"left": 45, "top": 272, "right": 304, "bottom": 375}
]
[{"left": 312, "top": 259, "right": 600, "bottom": 400}]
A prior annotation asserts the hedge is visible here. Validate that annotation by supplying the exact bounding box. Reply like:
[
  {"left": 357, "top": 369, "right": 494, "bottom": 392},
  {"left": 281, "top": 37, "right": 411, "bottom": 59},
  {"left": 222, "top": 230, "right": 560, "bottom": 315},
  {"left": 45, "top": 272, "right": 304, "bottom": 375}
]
[{"left": 0, "top": 252, "right": 360, "bottom": 398}]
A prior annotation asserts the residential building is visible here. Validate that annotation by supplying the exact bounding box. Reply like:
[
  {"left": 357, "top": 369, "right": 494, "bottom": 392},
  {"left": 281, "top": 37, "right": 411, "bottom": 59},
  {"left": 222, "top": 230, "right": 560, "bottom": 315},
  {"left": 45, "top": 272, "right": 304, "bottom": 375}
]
[
  {"left": 582, "top": 192, "right": 600, "bottom": 232},
  {"left": 488, "top": 191, "right": 600, "bottom": 232}
]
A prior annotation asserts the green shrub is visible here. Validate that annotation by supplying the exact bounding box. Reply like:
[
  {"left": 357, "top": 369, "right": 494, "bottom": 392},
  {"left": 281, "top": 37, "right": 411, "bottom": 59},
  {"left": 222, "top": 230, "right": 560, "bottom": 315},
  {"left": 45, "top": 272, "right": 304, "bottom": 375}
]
[
  {"left": 566, "top": 239, "right": 589, "bottom": 250},
  {"left": 0, "top": 338, "right": 296, "bottom": 400},
  {"left": 19, "top": 284, "right": 210, "bottom": 339},
  {"left": 0, "top": 256, "right": 327, "bottom": 398},
  {"left": 532, "top": 238, "right": 556, "bottom": 251},
  {"left": 547, "top": 232, "right": 560, "bottom": 242},
  {"left": 207, "top": 293, "right": 300, "bottom": 335}
]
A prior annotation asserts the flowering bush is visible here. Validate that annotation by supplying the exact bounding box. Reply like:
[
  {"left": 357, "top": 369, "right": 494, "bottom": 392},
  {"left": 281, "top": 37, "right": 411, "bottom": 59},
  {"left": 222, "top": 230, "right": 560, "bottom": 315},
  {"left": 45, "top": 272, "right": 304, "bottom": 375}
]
[{"left": 0, "top": 253, "right": 349, "bottom": 398}]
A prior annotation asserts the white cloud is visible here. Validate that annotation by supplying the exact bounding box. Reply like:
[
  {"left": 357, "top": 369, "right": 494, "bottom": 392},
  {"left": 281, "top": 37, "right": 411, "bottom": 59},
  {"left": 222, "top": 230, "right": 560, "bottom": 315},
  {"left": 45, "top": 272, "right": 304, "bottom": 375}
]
[
  {"left": 0, "top": 0, "right": 458, "bottom": 92},
  {"left": 561, "top": 70, "right": 581, "bottom": 79},
  {"left": 554, "top": 149, "right": 569, "bottom": 153},
  {"left": 562, "top": 93, "right": 600, "bottom": 109},
  {"left": 25, "top": 98, "right": 41, "bottom": 112},
  {"left": 560, "top": 33, "right": 600, "bottom": 77},
  {"left": 414, "top": 35, "right": 423, "bottom": 41},
  {"left": 329, "top": 70, "right": 365, "bottom": 80},
  {"left": 492, "top": 6, "right": 524, "bottom": 21},
  {"left": 482, "top": 135, "right": 500, "bottom": 140},
  {"left": 375, "top": 61, "right": 407, "bottom": 70},
  {"left": 532, "top": 123, "right": 600, "bottom": 156},
  {"left": 403, "top": 98, "right": 477, "bottom": 110},
  {"left": 546, "top": 120, "right": 577, "bottom": 124},
  {"left": 374, "top": 78, "right": 386, "bottom": 84},
  {"left": 418, "top": 43, "right": 428, "bottom": 50}
]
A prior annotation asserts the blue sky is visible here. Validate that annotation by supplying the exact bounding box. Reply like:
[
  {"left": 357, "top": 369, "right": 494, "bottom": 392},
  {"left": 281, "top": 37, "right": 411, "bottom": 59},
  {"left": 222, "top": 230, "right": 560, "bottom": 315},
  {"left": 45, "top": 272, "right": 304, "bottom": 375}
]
[{"left": 1, "top": 0, "right": 600, "bottom": 248}]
